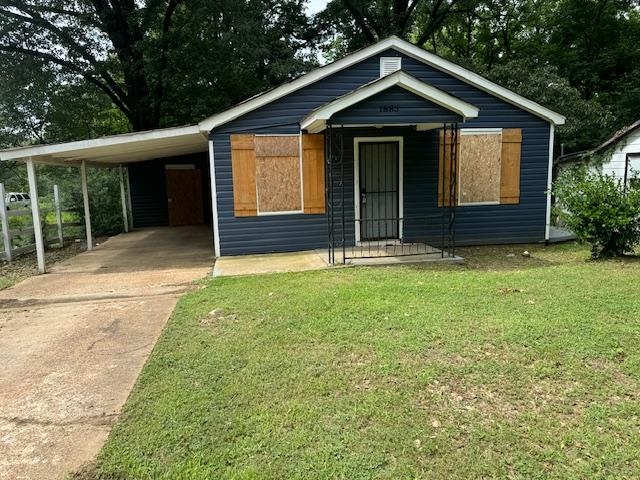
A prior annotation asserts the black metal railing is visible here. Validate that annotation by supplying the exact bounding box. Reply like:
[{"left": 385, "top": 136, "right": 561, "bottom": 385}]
[{"left": 325, "top": 122, "right": 458, "bottom": 264}]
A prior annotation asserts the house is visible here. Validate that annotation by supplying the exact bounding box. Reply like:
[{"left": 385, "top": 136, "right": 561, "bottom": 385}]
[
  {"left": 0, "top": 36, "right": 565, "bottom": 267},
  {"left": 555, "top": 119, "right": 640, "bottom": 187}
]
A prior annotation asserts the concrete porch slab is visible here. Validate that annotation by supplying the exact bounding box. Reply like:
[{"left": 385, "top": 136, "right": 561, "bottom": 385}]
[
  {"left": 213, "top": 248, "right": 464, "bottom": 277},
  {"left": 213, "top": 250, "right": 328, "bottom": 277}
]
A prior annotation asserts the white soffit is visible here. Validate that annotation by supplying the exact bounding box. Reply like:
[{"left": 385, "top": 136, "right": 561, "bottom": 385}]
[
  {"left": 301, "top": 71, "right": 479, "bottom": 133},
  {"left": 198, "top": 36, "right": 566, "bottom": 133},
  {"left": 0, "top": 125, "right": 208, "bottom": 166}
]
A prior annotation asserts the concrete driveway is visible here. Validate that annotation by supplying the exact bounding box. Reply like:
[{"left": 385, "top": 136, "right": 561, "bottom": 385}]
[{"left": 0, "top": 227, "right": 214, "bottom": 480}]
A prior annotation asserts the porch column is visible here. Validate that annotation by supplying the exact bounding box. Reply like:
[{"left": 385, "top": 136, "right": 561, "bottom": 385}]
[
  {"left": 26, "top": 158, "right": 46, "bottom": 273},
  {"left": 80, "top": 160, "right": 93, "bottom": 251},
  {"left": 125, "top": 167, "right": 133, "bottom": 231},
  {"left": 119, "top": 165, "right": 129, "bottom": 233}
]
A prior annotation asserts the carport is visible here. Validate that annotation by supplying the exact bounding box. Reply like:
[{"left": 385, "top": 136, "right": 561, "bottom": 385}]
[{"left": 0, "top": 125, "right": 212, "bottom": 273}]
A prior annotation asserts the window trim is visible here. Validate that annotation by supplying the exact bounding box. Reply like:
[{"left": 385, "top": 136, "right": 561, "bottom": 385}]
[
  {"left": 255, "top": 133, "right": 305, "bottom": 216},
  {"left": 457, "top": 128, "right": 503, "bottom": 206}
]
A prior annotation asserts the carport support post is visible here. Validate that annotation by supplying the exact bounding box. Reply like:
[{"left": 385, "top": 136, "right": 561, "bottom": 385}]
[
  {"left": 26, "top": 158, "right": 46, "bottom": 273},
  {"left": 0, "top": 183, "right": 12, "bottom": 262},
  {"left": 80, "top": 160, "right": 93, "bottom": 251},
  {"left": 54, "top": 185, "right": 64, "bottom": 246},
  {"left": 119, "top": 165, "right": 129, "bottom": 233}
]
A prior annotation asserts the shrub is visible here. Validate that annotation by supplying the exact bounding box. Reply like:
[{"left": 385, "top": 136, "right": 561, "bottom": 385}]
[{"left": 553, "top": 167, "right": 640, "bottom": 258}]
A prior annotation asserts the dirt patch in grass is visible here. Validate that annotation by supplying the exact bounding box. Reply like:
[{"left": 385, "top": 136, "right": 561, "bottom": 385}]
[
  {"left": 0, "top": 238, "right": 110, "bottom": 290},
  {"left": 0, "top": 242, "right": 86, "bottom": 290}
]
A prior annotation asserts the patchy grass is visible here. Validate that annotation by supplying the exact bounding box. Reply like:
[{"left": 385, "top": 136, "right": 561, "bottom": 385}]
[{"left": 92, "top": 243, "right": 640, "bottom": 479}]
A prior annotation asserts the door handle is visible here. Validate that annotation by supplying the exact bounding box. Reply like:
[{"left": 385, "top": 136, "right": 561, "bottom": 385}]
[{"left": 361, "top": 189, "right": 367, "bottom": 205}]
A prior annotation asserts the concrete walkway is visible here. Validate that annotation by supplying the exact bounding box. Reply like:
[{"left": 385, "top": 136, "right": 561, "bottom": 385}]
[{"left": 0, "top": 227, "right": 214, "bottom": 480}]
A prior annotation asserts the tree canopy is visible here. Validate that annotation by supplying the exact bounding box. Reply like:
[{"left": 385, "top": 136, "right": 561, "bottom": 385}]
[{"left": 0, "top": 0, "right": 639, "bottom": 154}]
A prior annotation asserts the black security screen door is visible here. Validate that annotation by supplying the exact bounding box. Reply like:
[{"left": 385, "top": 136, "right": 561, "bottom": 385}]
[{"left": 359, "top": 142, "right": 399, "bottom": 241}]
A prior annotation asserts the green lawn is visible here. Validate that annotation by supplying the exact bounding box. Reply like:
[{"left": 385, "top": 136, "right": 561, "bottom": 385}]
[{"left": 91, "top": 243, "right": 640, "bottom": 479}]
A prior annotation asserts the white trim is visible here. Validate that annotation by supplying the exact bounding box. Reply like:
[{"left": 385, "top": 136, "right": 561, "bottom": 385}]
[
  {"left": 208, "top": 140, "right": 221, "bottom": 258},
  {"left": 26, "top": 158, "right": 46, "bottom": 273},
  {"left": 353, "top": 136, "right": 404, "bottom": 244},
  {"left": 125, "top": 166, "right": 133, "bottom": 231},
  {"left": 460, "top": 128, "right": 502, "bottom": 135},
  {"left": 198, "top": 36, "right": 565, "bottom": 133},
  {"left": 545, "top": 124, "right": 555, "bottom": 241},
  {"left": 301, "top": 71, "right": 479, "bottom": 133},
  {"left": 257, "top": 210, "right": 304, "bottom": 216},
  {"left": 0, "top": 183, "right": 12, "bottom": 262},
  {"left": 457, "top": 128, "right": 503, "bottom": 206},
  {"left": 459, "top": 201, "right": 500, "bottom": 206},
  {"left": 80, "top": 160, "right": 93, "bottom": 251},
  {"left": 298, "top": 131, "right": 305, "bottom": 211},
  {"left": 0, "top": 124, "right": 206, "bottom": 164},
  {"left": 119, "top": 165, "right": 129, "bottom": 233}
]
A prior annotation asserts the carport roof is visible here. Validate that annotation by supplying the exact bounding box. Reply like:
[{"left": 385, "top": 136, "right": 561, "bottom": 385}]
[{"left": 0, "top": 124, "right": 208, "bottom": 167}]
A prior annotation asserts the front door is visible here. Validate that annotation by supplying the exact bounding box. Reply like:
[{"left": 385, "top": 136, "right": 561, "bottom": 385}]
[
  {"left": 166, "top": 167, "right": 204, "bottom": 226},
  {"left": 359, "top": 142, "right": 400, "bottom": 241}
]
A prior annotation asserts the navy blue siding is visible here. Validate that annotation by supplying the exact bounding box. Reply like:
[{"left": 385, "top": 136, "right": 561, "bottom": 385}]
[
  {"left": 129, "top": 152, "right": 211, "bottom": 229},
  {"left": 331, "top": 86, "right": 461, "bottom": 125},
  {"left": 212, "top": 49, "right": 550, "bottom": 255}
]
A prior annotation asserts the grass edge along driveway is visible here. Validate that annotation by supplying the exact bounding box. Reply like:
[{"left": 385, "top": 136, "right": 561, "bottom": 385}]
[{"left": 87, "top": 243, "right": 640, "bottom": 479}]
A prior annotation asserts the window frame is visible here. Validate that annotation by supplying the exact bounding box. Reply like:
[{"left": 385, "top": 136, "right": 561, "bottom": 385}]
[
  {"left": 255, "top": 133, "right": 305, "bottom": 217},
  {"left": 457, "top": 128, "right": 503, "bottom": 207}
]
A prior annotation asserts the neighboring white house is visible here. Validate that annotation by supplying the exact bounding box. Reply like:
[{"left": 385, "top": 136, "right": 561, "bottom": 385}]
[{"left": 556, "top": 119, "right": 640, "bottom": 187}]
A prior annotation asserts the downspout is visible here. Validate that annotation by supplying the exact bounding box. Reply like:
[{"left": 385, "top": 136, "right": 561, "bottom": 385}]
[
  {"left": 208, "top": 138, "right": 221, "bottom": 258},
  {"left": 545, "top": 124, "right": 555, "bottom": 242}
]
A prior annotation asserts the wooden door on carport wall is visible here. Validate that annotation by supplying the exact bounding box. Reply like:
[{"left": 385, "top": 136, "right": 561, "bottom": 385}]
[{"left": 166, "top": 166, "right": 204, "bottom": 226}]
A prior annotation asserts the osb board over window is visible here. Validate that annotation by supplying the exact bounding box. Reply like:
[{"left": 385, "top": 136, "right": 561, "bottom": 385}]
[
  {"left": 254, "top": 136, "right": 302, "bottom": 213},
  {"left": 256, "top": 157, "right": 302, "bottom": 213},
  {"left": 459, "top": 133, "right": 502, "bottom": 204},
  {"left": 255, "top": 135, "right": 298, "bottom": 157}
]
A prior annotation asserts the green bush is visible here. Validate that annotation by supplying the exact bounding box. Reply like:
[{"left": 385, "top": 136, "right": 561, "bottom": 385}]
[{"left": 553, "top": 167, "right": 640, "bottom": 258}]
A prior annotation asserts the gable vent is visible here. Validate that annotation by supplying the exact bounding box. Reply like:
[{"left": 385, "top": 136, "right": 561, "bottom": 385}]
[{"left": 380, "top": 57, "right": 402, "bottom": 77}]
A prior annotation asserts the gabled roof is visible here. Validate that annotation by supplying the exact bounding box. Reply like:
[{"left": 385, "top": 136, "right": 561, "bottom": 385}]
[
  {"left": 198, "top": 36, "right": 566, "bottom": 133},
  {"left": 0, "top": 125, "right": 207, "bottom": 166},
  {"left": 301, "top": 71, "right": 479, "bottom": 133},
  {"left": 555, "top": 119, "right": 640, "bottom": 165}
]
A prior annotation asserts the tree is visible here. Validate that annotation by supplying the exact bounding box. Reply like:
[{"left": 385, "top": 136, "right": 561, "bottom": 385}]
[
  {"left": 315, "top": 0, "right": 464, "bottom": 57},
  {"left": 0, "top": 0, "right": 316, "bottom": 131}
]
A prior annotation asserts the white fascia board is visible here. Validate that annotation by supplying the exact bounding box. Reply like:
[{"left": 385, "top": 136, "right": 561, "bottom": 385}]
[
  {"left": 394, "top": 41, "right": 566, "bottom": 126},
  {"left": 301, "top": 72, "right": 478, "bottom": 132},
  {"left": 0, "top": 125, "right": 205, "bottom": 162},
  {"left": 198, "top": 36, "right": 565, "bottom": 133}
]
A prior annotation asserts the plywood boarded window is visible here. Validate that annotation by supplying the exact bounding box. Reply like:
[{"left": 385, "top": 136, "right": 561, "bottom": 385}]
[
  {"left": 458, "top": 131, "right": 502, "bottom": 204},
  {"left": 255, "top": 136, "right": 302, "bottom": 214},
  {"left": 438, "top": 128, "right": 522, "bottom": 207},
  {"left": 231, "top": 133, "right": 325, "bottom": 217}
]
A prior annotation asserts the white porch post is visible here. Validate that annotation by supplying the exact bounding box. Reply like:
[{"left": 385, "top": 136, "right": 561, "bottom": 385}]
[
  {"left": 26, "top": 158, "right": 46, "bottom": 273},
  {"left": 119, "top": 165, "right": 129, "bottom": 233},
  {"left": 125, "top": 167, "right": 133, "bottom": 231},
  {"left": 80, "top": 160, "right": 93, "bottom": 251},
  {"left": 0, "top": 183, "right": 12, "bottom": 262}
]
